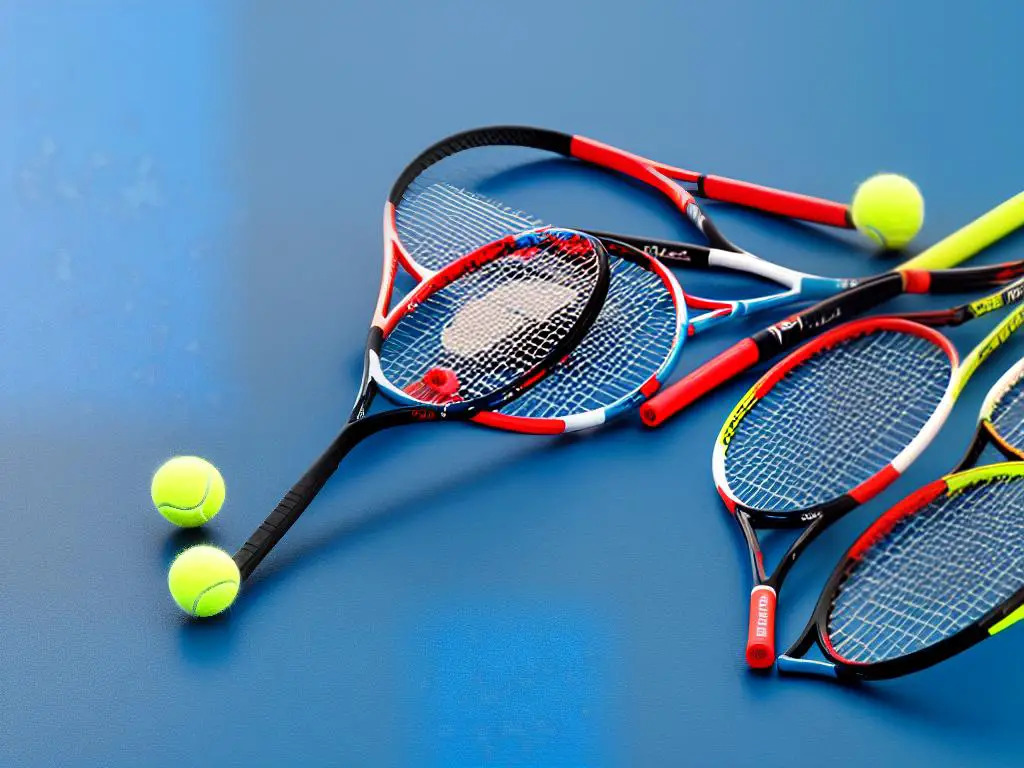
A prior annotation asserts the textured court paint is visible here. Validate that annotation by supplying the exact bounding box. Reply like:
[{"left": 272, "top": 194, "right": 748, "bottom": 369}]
[
  {"left": 4, "top": 2, "right": 1024, "bottom": 767},
  {"left": 408, "top": 604, "right": 607, "bottom": 767},
  {"left": 0, "top": 2, "right": 231, "bottom": 416}
]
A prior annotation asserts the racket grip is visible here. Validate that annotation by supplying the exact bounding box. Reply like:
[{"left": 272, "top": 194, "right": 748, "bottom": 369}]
[
  {"left": 746, "top": 585, "right": 777, "bottom": 669},
  {"left": 234, "top": 485, "right": 315, "bottom": 580},
  {"left": 640, "top": 339, "right": 759, "bottom": 427}
]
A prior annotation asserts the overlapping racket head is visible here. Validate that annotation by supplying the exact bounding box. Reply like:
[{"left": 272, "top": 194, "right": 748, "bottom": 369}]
[
  {"left": 823, "top": 467, "right": 1024, "bottom": 669},
  {"left": 373, "top": 228, "right": 611, "bottom": 412},
  {"left": 779, "top": 357, "right": 1024, "bottom": 679},
  {"left": 390, "top": 178, "right": 685, "bottom": 432},
  {"left": 232, "top": 227, "right": 612, "bottom": 585},
  {"left": 713, "top": 287, "right": 1024, "bottom": 669},
  {"left": 716, "top": 319, "right": 954, "bottom": 520}
]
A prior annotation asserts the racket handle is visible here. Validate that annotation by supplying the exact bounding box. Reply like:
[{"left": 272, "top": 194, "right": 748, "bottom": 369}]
[
  {"left": 701, "top": 176, "right": 852, "bottom": 229},
  {"left": 640, "top": 340, "right": 759, "bottom": 427},
  {"left": 746, "top": 585, "right": 777, "bottom": 669},
  {"left": 234, "top": 475, "right": 327, "bottom": 581},
  {"left": 233, "top": 416, "right": 383, "bottom": 580}
]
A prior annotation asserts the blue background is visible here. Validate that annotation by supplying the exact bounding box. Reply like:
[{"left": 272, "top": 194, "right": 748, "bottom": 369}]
[{"left": 2, "top": 2, "right": 1023, "bottom": 766}]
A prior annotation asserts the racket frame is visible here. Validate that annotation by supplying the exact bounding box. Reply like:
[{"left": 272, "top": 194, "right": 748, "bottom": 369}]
[
  {"left": 233, "top": 228, "right": 611, "bottom": 580},
  {"left": 384, "top": 196, "right": 688, "bottom": 433},
  {"left": 389, "top": 126, "right": 887, "bottom": 339},
  {"left": 777, "top": 461, "right": 1024, "bottom": 681},
  {"left": 712, "top": 280, "right": 1024, "bottom": 667}
]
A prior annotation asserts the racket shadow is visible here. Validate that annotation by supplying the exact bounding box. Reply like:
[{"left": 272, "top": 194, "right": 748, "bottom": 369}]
[
  {"left": 769, "top": 665, "right": 1016, "bottom": 741},
  {"left": 161, "top": 526, "right": 223, "bottom": 562},
  {"left": 173, "top": 423, "right": 634, "bottom": 663},
  {"left": 227, "top": 431, "right": 607, "bottom": 616}
]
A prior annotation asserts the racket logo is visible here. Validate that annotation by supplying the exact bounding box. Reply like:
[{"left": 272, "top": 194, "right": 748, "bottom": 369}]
[
  {"left": 976, "top": 311, "right": 1024, "bottom": 367},
  {"left": 767, "top": 306, "right": 846, "bottom": 345},
  {"left": 721, "top": 392, "right": 758, "bottom": 446},
  {"left": 972, "top": 284, "right": 1024, "bottom": 315},
  {"left": 685, "top": 204, "right": 706, "bottom": 231},
  {"left": 807, "top": 306, "right": 843, "bottom": 330},
  {"left": 766, "top": 319, "right": 802, "bottom": 343},
  {"left": 409, "top": 408, "right": 439, "bottom": 421},
  {"left": 752, "top": 593, "right": 771, "bottom": 639},
  {"left": 971, "top": 295, "right": 1006, "bottom": 314},
  {"left": 643, "top": 243, "right": 695, "bottom": 262}
]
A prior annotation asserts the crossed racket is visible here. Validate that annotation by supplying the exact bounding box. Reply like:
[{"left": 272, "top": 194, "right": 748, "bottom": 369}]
[
  {"left": 203, "top": 127, "right": 1024, "bottom": 642},
  {"left": 778, "top": 356, "right": 1024, "bottom": 680}
]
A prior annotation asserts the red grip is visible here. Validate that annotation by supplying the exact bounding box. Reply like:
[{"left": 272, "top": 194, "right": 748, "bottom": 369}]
[
  {"left": 640, "top": 339, "right": 760, "bottom": 427},
  {"left": 746, "top": 585, "right": 777, "bottom": 669},
  {"left": 702, "top": 175, "right": 852, "bottom": 229}
]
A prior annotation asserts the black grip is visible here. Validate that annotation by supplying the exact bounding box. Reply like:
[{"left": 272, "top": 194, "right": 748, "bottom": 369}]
[
  {"left": 235, "top": 486, "right": 316, "bottom": 580},
  {"left": 233, "top": 414, "right": 396, "bottom": 580}
]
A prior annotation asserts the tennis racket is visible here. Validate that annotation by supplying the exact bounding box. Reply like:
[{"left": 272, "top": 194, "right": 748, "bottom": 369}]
[
  {"left": 712, "top": 277, "right": 1024, "bottom": 668},
  {"left": 392, "top": 185, "right": 1024, "bottom": 436},
  {"left": 230, "top": 228, "right": 610, "bottom": 583},
  {"left": 393, "top": 126, "right": 935, "bottom": 343},
  {"left": 391, "top": 182, "right": 686, "bottom": 432},
  {"left": 641, "top": 191, "right": 1024, "bottom": 427},
  {"left": 389, "top": 127, "right": 963, "bottom": 434},
  {"left": 777, "top": 356, "right": 1024, "bottom": 680}
]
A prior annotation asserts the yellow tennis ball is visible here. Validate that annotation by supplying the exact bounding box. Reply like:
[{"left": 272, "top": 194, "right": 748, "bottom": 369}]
[
  {"left": 151, "top": 456, "right": 225, "bottom": 527},
  {"left": 851, "top": 173, "right": 925, "bottom": 250},
  {"left": 168, "top": 545, "right": 240, "bottom": 617}
]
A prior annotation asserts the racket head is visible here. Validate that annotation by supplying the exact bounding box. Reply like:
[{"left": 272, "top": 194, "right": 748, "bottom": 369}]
[
  {"left": 386, "top": 146, "right": 687, "bottom": 433},
  {"left": 386, "top": 125, "right": 830, "bottom": 338},
  {"left": 713, "top": 316, "right": 958, "bottom": 525},
  {"left": 800, "top": 462, "right": 1024, "bottom": 680},
  {"left": 371, "top": 227, "right": 610, "bottom": 415},
  {"left": 979, "top": 355, "right": 1024, "bottom": 459},
  {"left": 388, "top": 127, "right": 575, "bottom": 278}
]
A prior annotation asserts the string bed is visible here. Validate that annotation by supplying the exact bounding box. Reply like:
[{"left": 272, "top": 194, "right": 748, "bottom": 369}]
[
  {"left": 724, "top": 331, "right": 950, "bottom": 512},
  {"left": 380, "top": 232, "right": 601, "bottom": 401},
  {"left": 827, "top": 477, "right": 1024, "bottom": 663},
  {"left": 397, "top": 183, "right": 679, "bottom": 421}
]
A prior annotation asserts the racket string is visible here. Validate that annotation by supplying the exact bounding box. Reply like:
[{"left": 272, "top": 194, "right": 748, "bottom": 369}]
[
  {"left": 398, "top": 181, "right": 542, "bottom": 270},
  {"left": 723, "top": 331, "right": 950, "bottom": 512},
  {"left": 380, "top": 233, "right": 602, "bottom": 401},
  {"left": 827, "top": 478, "right": 1024, "bottom": 664},
  {"left": 396, "top": 182, "right": 681, "bottom": 422},
  {"left": 501, "top": 257, "right": 677, "bottom": 419}
]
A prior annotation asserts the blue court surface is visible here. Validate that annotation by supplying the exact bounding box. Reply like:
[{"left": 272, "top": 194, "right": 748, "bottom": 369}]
[{"left": 3, "top": 3, "right": 1024, "bottom": 766}]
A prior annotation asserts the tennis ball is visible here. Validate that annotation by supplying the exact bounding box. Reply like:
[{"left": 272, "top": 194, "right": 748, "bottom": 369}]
[
  {"left": 168, "top": 545, "right": 240, "bottom": 617},
  {"left": 151, "top": 456, "right": 225, "bottom": 527},
  {"left": 851, "top": 173, "right": 925, "bottom": 250}
]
